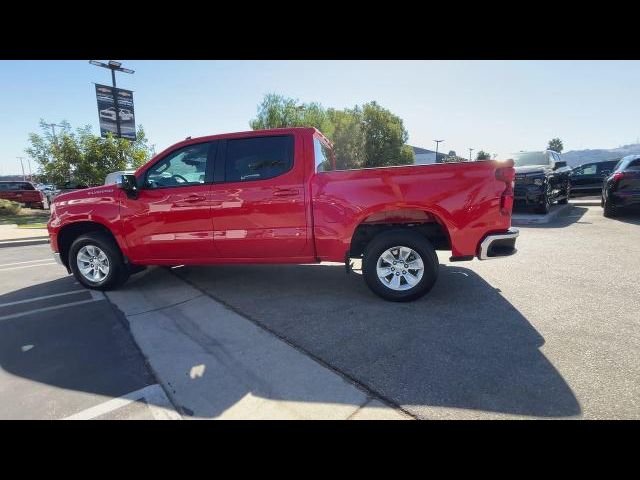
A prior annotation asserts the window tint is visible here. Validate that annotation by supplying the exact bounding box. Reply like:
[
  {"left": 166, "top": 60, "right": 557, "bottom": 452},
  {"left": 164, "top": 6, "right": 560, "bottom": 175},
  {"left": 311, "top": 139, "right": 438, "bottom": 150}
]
[
  {"left": 579, "top": 164, "right": 597, "bottom": 175},
  {"left": 314, "top": 137, "right": 334, "bottom": 172},
  {"left": 628, "top": 159, "right": 640, "bottom": 171},
  {"left": 145, "top": 143, "right": 210, "bottom": 189},
  {"left": 597, "top": 162, "right": 617, "bottom": 174},
  {"left": 0, "top": 182, "right": 34, "bottom": 191},
  {"left": 226, "top": 135, "right": 293, "bottom": 182}
]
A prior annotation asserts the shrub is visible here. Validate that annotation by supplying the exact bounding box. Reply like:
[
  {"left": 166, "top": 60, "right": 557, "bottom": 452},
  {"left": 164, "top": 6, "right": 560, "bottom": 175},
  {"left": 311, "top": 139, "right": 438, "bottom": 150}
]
[{"left": 0, "top": 199, "right": 22, "bottom": 216}]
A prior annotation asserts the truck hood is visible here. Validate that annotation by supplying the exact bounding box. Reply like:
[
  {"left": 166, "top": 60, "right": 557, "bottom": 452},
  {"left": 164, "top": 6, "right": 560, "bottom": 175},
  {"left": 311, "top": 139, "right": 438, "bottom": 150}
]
[
  {"left": 513, "top": 165, "right": 550, "bottom": 175},
  {"left": 53, "top": 185, "right": 119, "bottom": 204}
]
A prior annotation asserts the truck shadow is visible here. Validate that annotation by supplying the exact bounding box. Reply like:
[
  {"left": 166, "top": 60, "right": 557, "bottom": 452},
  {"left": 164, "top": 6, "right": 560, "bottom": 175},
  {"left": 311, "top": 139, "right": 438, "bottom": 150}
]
[
  {"left": 175, "top": 262, "right": 581, "bottom": 418},
  {"left": 0, "top": 264, "right": 581, "bottom": 419}
]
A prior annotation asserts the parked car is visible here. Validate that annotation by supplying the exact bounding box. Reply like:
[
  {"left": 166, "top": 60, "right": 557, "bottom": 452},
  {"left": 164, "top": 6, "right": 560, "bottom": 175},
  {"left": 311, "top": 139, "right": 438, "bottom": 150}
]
[
  {"left": 36, "top": 183, "right": 57, "bottom": 204},
  {"left": 47, "top": 127, "right": 518, "bottom": 302},
  {"left": 512, "top": 150, "right": 571, "bottom": 214},
  {"left": 0, "top": 181, "right": 48, "bottom": 209},
  {"left": 602, "top": 155, "right": 640, "bottom": 217},
  {"left": 570, "top": 160, "right": 619, "bottom": 197},
  {"left": 104, "top": 170, "right": 135, "bottom": 185}
]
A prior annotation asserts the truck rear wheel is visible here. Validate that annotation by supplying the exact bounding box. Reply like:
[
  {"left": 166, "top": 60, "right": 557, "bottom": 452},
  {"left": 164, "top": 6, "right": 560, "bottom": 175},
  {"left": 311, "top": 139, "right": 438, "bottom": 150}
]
[
  {"left": 69, "top": 233, "right": 129, "bottom": 290},
  {"left": 362, "top": 229, "right": 439, "bottom": 302}
]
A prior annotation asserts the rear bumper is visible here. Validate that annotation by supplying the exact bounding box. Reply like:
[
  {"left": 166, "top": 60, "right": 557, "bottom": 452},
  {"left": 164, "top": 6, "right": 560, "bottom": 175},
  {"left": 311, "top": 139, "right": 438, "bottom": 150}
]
[
  {"left": 478, "top": 228, "right": 519, "bottom": 260},
  {"left": 610, "top": 191, "right": 640, "bottom": 207}
]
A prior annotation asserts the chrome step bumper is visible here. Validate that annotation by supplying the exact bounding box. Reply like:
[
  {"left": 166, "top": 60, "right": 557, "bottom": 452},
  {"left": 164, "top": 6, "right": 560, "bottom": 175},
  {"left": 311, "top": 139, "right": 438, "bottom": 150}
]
[{"left": 478, "top": 228, "right": 519, "bottom": 260}]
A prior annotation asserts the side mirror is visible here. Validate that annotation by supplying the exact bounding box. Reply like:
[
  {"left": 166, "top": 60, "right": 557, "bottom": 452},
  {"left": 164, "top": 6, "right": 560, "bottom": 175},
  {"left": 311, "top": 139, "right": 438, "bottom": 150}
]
[
  {"left": 554, "top": 161, "right": 567, "bottom": 169},
  {"left": 117, "top": 174, "right": 138, "bottom": 198}
]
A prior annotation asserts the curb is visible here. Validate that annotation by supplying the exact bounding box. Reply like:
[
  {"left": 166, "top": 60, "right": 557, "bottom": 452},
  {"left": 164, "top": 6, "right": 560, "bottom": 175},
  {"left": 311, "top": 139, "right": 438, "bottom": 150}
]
[
  {"left": 512, "top": 204, "right": 571, "bottom": 226},
  {"left": 0, "top": 237, "right": 50, "bottom": 248}
]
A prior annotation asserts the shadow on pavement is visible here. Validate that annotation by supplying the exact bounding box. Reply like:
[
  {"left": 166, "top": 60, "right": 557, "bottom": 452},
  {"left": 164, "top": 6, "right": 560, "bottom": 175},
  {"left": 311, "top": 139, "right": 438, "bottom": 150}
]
[
  {"left": 174, "top": 262, "right": 581, "bottom": 418},
  {"left": 0, "top": 277, "right": 155, "bottom": 418},
  {"left": 1, "top": 262, "right": 581, "bottom": 419},
  {"left": 517, "top": 205, "right": 589, "bottom": 229}
]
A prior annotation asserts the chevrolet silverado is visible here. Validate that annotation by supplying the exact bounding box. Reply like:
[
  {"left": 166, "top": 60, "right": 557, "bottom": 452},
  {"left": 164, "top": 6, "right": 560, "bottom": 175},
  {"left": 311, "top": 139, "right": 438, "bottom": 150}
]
[{"left": 47, "top": 127, "right": 518, "bottom": 301}]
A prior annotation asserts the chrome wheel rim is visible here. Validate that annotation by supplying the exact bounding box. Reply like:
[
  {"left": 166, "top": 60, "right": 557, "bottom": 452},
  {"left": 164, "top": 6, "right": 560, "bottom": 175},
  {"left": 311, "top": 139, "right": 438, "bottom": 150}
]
[
  {"left": 376, "top": 246, "right": 424, "bottom": 291},
  {"left": 77, "top": 245, "right": 110, "bottom": 283}
]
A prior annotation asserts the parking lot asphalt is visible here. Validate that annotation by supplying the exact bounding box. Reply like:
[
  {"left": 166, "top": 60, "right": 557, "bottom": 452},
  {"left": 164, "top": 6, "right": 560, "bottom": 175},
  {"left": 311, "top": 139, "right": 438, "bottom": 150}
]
[
  {"left": 172, "top": 200, "right": 640, "bottom": 419},
  {"left": 2, "top": 199, "right": 638, "bottom": 419},
  {"left": 0, "top": 243, "right": 177, "bottom": 419}
]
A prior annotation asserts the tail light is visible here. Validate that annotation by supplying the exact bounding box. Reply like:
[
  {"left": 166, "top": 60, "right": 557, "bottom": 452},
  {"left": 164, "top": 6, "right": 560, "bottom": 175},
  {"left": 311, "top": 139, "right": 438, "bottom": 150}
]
[
  {"left": 496, "top": 166, "right": 515, "bottom": 215},
  {"left": 611, "top": 172, "right": 626, "bottom": 182}
]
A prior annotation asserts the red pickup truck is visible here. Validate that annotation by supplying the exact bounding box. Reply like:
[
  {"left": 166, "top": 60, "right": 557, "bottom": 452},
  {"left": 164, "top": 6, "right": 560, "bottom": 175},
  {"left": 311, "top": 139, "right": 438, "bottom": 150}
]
[
  {"left": 0, "top": 181, "right": 48, "bottom": 209},
  {"left": 48, "top": 127, "right": 518, "bottom": 301}
]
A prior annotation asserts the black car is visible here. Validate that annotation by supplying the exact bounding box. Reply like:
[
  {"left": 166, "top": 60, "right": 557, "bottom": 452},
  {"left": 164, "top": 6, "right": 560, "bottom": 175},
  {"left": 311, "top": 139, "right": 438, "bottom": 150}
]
[
  {"left": 602, "top": 155, "right": 640, "bottom": 217},
  {"left": 512, "top": 150, "right": 571, "bottom": 214},
  {"left": 569, "top": 160, "right": 618, "bottom": 197}
]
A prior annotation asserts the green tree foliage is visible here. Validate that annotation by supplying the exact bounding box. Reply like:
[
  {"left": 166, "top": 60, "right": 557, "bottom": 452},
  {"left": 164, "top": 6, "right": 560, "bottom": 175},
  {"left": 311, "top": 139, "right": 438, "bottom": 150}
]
[
  {"left": 250, "top": 94, "right": 414, "bottom": 169},
  {"left": 442, "top": 155, "right": 468, "bottom": 163},
  {"left": 476, "top": 150, "right": 491, "bottom": 160},
  {"left": 26, "top": 120, "right": 154, "bottom": 186},
  {"left": 547, "top": 137, "right": 564, "bottom": 153}
]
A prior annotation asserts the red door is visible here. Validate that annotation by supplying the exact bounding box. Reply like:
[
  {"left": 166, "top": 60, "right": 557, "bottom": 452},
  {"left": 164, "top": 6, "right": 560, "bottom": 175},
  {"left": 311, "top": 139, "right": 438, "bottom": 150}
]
[
  {"left": 120, "top": 142, "right": 216, "bottom": 262},
  {"left": 210, "top": 134, "right": 311, "bottom": 260}
]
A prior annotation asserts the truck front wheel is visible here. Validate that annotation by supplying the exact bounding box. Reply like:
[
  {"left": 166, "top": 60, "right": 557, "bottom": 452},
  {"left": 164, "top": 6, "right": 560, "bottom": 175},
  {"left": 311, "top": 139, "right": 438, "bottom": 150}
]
[
  {"left": 362, "top": 229, "right": 439, "bottom": 302},
  {"left": 69, "top": 233, "right": 129, "bottom": 290}
]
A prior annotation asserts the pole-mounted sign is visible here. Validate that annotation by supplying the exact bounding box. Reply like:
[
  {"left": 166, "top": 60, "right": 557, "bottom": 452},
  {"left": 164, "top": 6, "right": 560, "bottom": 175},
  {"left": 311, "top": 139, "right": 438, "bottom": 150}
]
[
  {"left": 90, "top": 60, "right": 136, "bottom": 140},
  {"left": 95, "top": 84, "right": 136, "bottom": 140}
]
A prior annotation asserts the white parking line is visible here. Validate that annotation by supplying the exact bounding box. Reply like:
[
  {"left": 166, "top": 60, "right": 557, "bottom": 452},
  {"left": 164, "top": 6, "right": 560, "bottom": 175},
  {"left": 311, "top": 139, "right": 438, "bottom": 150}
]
[
  {"left": 0, "top": 258, "right": 52, "bottom": 268},
  {"left": 0, "top": 262, "right": 56, "bottom": 271},
  {"left": 63, "top": 384, "right": 181, "bottom": 420},
  {"left": 0, "top": 297, "right": 103, "bottom": 322},
  {"left": 0, "top": 290, "right": 86, "bottom": 308}
]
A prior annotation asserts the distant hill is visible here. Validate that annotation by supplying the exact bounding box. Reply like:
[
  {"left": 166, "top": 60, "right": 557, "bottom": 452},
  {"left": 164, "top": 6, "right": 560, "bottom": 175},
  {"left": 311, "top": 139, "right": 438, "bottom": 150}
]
[
  {"left": 562, "top": 143, "right": 640, "bottom": 167},
  {"left": 0, "top": 175, "right": 25, "bottom": 182}
]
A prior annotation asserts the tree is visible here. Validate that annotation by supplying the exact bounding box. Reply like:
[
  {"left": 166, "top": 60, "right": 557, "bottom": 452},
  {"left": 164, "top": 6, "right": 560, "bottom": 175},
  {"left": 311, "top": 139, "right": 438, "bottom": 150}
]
[
  {"left": 547, "top": 137, "right": 564, "bottom": 153},
  {"left": 442, "top": 155, "right": 467, "bottom": 163},
  {"left": 476, "top": 150, "right": 491, "bottom": 161},
  {"left": 250, "top": 94, "right": 414, "bottom": 169},
  {"left": 26, "top": 119, "right": 154, "bottom": 186}
]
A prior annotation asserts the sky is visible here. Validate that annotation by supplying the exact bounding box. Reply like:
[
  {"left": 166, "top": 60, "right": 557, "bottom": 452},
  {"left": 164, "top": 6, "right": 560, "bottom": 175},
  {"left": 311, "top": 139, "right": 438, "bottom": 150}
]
[{"left": 1, "top": 60, "right": 640, "bottom": 175}]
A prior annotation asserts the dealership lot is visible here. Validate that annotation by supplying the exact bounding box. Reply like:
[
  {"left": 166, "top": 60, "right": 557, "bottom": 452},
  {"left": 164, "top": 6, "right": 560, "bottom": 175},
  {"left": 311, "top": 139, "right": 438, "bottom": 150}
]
[
  {"left": 1, "top": 199, "right": 638, "bottom": 419},
  {"left": 0, "top": 243, "right": 177, "bottom": 419}
]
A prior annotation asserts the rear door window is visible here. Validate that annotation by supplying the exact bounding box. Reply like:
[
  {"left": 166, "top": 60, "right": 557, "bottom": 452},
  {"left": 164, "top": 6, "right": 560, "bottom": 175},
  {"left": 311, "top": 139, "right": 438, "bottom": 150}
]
[{"left": 225, "top": 135, "right": 293, "bottom": 182}]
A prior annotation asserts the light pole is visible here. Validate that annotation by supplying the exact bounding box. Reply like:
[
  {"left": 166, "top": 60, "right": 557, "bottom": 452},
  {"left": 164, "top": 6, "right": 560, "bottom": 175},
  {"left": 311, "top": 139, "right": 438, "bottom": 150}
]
[
  {"left": 469, "top": 148, "right": 474, "bottom": 162},
  {"left": 17, "top": 157, "right": 25, "bottom": 181},
  {"left": 433, "top": 140, "right": 444, "bottom": 163},
  {"left": 89, "top": 60, "right": 134, "bottom": 138}
]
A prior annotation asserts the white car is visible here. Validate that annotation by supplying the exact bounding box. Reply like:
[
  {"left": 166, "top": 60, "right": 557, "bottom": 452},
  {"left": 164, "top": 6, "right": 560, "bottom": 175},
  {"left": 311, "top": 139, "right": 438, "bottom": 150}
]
[{"left": 119, "top": 109, "right": 134, "bottom": 121}]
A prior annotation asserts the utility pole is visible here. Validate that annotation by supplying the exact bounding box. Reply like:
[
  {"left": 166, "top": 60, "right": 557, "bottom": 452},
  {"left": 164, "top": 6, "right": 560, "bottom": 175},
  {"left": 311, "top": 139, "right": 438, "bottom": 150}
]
[
  {"left": 433, "top": 140, "right": 444, "bottom": 163},
  {"left": 43, "top": 122, "right": 65, "bottom": 141},
  {"left": 17, "top": 157, "right": 25, "bottom": 181},
  {"left": 89, "top": 60, "right": 134, "bottom": 139},
  {"left": 469, "top": 148, "right": 474, "bottom": 162}
]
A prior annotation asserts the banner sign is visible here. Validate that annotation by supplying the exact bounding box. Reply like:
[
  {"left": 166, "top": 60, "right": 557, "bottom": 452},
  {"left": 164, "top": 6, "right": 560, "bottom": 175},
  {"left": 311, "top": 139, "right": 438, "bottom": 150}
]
[{"left": 95, "top": 84, "right": 136, "bottom": 140}]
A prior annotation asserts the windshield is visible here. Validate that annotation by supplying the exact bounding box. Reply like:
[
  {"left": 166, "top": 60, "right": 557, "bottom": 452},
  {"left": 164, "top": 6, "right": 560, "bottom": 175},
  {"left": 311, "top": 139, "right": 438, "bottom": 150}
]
[{"left": 512, "top": 152, "right": 549, "bottom": 167}]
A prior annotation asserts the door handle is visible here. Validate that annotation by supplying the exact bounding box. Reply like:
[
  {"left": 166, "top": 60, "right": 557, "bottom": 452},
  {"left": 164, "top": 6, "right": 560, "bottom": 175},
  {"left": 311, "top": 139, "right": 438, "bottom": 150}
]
[
  {"left": 173, "top": 195, "right": 206, "bottom": 206},
  {"left": 273, "top": 188, "right": 300, "bottom": 197}
]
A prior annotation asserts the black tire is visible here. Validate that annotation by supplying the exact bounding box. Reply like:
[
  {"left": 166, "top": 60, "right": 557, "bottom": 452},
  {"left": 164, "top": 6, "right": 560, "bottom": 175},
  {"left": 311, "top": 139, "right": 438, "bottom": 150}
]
[
  {"left": 362, "top": 229, "right": 439, "bottom": 302},
  {"left": 535, "top": 194, "right": 551, "bottom": 214},
  {"left": 558, "top": 185, "right": 569, "bottom": 204},
  {"left": 603, "top": 198, "right": 617, "bottom": 218},
  {"left": 69, "top": 233, "right": 129, "bottom": 290}
]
